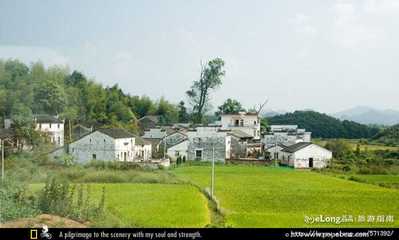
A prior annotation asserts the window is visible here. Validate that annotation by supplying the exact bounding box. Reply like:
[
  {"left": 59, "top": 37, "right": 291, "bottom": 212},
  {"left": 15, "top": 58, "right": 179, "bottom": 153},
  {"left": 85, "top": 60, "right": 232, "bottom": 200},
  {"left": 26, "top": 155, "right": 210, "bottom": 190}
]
[
  {"left": 72, "top": 148, "right": 74, "bottom": 153},
  {"left": 254, "top": 121, "right": 257, "bottom": 125},
  {"left": 39, "top": 124, "right": 42, "bottom": 129},
  {"left": 89, "top": 138, "right": 92, "bottom": 143},
  {"left": 49, "top": 123, "right": 52, "bottom": 128},
  {"left": 57, "top": 136, "right": 61, "bottom": 145},
  {"left": 240, "top": 119, "right": 244, "bottom": 126},
  {"left": 195, "top": 150, "right": 202, "bottom": 161},
  {"left": 234, "top": 119, "right": 239, "bottom": 126},
  {"left": 57, "top": 124, "right": 60, "bottom": 129}
]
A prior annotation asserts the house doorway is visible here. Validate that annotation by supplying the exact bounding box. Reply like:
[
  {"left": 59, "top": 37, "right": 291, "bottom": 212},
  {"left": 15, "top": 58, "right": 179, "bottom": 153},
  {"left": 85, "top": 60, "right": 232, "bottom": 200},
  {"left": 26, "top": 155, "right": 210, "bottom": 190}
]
[
  {"left": 124, "top": 152, "right": 127, "bottom": 161},
  {"left": 92, "top": 154, "right": 96, "bottom": 160},
  {"left": 195, "top": 150, "right": 202, "bottom": 161},
  {"left": 309, "top": 158, "right": 314, "bottom": 168}
]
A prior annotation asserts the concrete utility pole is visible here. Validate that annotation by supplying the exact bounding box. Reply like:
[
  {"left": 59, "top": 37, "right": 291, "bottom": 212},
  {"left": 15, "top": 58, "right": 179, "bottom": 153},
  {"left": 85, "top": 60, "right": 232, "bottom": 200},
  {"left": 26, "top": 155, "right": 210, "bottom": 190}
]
[
  {"left": 211, "top": 138, "right": 215, "bottom": 197},
  {"left": 1, "top": 139, "right": 4, "bottom": 182},
  {"left": 163, "top": 139, "right": 166, "bottom": 160}
]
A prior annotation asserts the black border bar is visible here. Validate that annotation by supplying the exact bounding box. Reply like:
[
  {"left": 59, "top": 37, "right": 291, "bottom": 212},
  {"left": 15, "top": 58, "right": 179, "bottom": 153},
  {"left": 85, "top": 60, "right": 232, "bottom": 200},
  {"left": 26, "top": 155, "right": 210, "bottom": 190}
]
[{"left": 1, "top": 228, "right": 398, "bottom": 240}]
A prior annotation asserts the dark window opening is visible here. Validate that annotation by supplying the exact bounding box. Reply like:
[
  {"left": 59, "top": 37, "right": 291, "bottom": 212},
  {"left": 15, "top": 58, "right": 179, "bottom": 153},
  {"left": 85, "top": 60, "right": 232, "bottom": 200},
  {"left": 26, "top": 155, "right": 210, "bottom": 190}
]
[{"left": 195, "top": 150, "right": 202, "bottom": 161}]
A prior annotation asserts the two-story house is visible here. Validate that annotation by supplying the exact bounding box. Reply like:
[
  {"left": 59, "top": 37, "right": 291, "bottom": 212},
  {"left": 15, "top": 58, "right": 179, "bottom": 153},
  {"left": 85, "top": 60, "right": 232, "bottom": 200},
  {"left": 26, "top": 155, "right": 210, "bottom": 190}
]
[
  {"left": 220, "top": 112, "right": 261, "bottom": 140},
  {"left": 34, "top": 115, "right": 65, "bottom": 146}
]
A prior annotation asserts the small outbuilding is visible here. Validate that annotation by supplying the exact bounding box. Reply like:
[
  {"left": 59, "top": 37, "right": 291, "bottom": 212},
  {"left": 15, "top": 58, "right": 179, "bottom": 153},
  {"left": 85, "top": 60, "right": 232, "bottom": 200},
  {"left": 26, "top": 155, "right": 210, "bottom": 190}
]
[
  {"left": 166, "top": 139, "right": 188, "bottom": 162},
  {"left": 280, "top": 142, "right": 332, "bottom": 169}
]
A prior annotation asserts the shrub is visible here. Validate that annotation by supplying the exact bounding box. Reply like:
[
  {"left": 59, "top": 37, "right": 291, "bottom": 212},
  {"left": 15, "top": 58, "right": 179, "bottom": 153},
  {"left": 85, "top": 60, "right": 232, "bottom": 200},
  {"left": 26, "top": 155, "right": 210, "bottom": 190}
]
[
  {"left": 37, "top": 176, "right": 105, "bottom": 221},
  {"left": 0, "top": 179, "right": 39, "bottom": 221}
]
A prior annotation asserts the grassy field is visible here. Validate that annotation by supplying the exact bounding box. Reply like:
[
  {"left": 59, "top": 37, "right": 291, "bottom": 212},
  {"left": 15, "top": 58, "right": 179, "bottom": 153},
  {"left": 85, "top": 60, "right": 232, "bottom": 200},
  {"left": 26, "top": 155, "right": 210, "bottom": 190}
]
[
  {"left": 31, "top": 183, "right": 210, "bottom": 227},
  {"left": 313, "top": 139, "right": 399, "bottom": 151},
  {"left": 173, "top": 165, "right": 399, "bottom": 227},
  {"left": 335, "top": 174, "right": 399, "bottom": 189},
  {"left": 27, "top": 165, "right": 399, "bottom": 228}
]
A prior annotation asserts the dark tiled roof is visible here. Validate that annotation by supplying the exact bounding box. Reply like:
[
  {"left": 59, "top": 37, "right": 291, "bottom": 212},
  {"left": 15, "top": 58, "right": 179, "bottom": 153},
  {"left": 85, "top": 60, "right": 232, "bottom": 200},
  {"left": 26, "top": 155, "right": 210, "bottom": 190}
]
[
  {"left": 34, "top": 114, "right": 63, "bottom": 123},
  {"left": 138, "top": 115, "right": 160, "bottom": 123},
  {"left": 266, "top": 143, "right": 289, "bottom": 150},
  {"left": 228, "top": 129, "right": 253, "bottom": 139},
  {"left": 221, "top": 112, "right": 258, "bottom": 116},
  {"left": 97, "top": 128, "right": 135, "bottom": 139},
  {"left": 281, "top": 142, "right": 312, "bottom": 153},
  {"left": 133, "top": 135, "right": 151, "bottom": 145},
  {"left": 168, "top": 138, "right": 188, "bottom": 148}
]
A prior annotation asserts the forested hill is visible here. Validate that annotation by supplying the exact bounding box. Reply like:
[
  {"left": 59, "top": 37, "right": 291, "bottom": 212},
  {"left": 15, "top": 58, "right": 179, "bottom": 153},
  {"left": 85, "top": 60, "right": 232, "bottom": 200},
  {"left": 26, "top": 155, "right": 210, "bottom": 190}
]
[
  {"left": 266, "top": 111, "right": 380, "bottom": 139},
  {"left": 0, "top": 59, "right": 184, "bottom": 134},
  {"left": 372, "top": 124, "right": 399, "bottom": 146}
]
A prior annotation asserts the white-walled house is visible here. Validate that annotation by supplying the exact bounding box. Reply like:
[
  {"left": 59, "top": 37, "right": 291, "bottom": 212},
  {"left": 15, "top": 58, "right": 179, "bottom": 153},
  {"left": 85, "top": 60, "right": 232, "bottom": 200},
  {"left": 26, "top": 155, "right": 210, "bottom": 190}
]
[
  {"left": 167, "top": 139, "right": 188, "bottom": 161},
  {"left": 34, "top": 115, "right": 65, "bottom": 146},
  {"left": 69, "top": 128, "right": 135, "bottom": 163},
  {"left": 161, "top": 131, "right": 187, "bottom": 149},
  {"left": 4, "top": 114, "right": 65, "bottom": 146},
  {"left": 280, "top": 142, "right": 332, "bottom": 169},
  {"left": 134, "top": 135, "right": 152, "bottom": 161},
  {"left": 186, "top": 126, "right": 231, "bottom": 162},
  {"left": 221, "top": 112, "right": 261, "bottom": 140}
]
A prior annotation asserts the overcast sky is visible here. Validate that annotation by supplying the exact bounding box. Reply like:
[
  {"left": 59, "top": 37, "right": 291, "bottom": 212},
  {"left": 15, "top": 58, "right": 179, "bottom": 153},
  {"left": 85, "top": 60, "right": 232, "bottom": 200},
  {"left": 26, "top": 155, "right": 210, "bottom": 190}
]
[{"left": 0, "top": 0, "right": 398, "bottom": 113}]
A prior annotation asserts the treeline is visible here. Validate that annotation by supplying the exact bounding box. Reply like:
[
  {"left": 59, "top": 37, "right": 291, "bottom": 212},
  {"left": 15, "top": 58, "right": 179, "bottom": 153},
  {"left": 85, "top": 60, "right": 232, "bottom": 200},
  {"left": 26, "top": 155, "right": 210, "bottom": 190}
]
[
  {"left": 267, "top": 111, "right": 380, "bottom": 139},
  {"left": 0, "top": 59, "right": 189, "bottom": 135},
  {"left": 372, "top": 124, "right": 399, "bottom": 146}
]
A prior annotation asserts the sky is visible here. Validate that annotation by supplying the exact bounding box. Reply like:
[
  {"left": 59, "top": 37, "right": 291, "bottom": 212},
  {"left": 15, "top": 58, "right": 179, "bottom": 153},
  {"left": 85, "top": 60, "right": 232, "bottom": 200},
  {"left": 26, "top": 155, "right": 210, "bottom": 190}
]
[{"left": 0, "top": 0, "right": 398, "bottom": 114}]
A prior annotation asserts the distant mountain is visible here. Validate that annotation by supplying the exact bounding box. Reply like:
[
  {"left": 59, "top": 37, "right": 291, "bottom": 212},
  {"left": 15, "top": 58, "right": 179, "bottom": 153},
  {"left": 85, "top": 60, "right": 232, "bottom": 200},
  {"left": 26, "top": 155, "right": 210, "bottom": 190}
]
[
  {"left": 262, "top": 109, "right": 288, "bottom": 118},
  {"left": 333, "top": 106, "right": 399, "bottom": 126},
  {"left": 372, "top": 124, "right": 399, "bottom": 146},
  {"left": 266, "top": 110, "right": 379, "bottom": 139}
]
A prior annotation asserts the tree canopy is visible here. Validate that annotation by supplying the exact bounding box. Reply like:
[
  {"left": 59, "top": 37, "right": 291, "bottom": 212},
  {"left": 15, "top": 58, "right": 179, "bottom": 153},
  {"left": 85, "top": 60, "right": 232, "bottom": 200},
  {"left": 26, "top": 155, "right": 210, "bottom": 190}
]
[
  {"left": 215, "top": 98, "right": 245, "bottom": 118},
  {"left": 267, "top": 111, "right": 380, "bottom": 139},
  {"left": 186, "top": 58, "right": 225, "bottom": 123},
  {"left": 0, "top": 59, "right": 180, "bottom": 139}
]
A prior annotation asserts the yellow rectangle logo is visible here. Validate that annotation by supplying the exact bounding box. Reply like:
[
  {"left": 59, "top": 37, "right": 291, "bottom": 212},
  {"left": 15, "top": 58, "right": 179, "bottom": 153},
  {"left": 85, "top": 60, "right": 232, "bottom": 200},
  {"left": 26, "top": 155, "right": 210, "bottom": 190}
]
[{"left": 30, "top": 229, "right": 38, "bottom": 240}]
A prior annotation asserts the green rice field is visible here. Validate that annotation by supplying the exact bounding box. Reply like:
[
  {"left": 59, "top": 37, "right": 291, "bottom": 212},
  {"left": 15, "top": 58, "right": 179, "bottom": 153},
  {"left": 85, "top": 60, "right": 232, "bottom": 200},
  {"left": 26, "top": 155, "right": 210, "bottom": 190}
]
[{"left": 173, "top": 165, "right": 399, "bottom": 227}]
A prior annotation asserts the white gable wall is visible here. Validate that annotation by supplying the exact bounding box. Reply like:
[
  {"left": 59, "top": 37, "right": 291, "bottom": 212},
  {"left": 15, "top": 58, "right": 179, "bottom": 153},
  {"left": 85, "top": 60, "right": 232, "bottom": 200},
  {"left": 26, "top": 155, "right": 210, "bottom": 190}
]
[
  {"left": 167, "top": 140, "right": 188, "bottom": 161},
  {"left": 135, "top": 143, "right": 152, "bottom": 161},
  {"left": 221, "top": 114, "right": 261, "bottom": 140},
  {"left": 283, "top": 144, "right": 332, "bottom": 169},
  {"left": 36, "top": 122, "right": 65, "bottom": 146},
  {"left": 69, "top": 131, "right": 135, "bottom": 163}
]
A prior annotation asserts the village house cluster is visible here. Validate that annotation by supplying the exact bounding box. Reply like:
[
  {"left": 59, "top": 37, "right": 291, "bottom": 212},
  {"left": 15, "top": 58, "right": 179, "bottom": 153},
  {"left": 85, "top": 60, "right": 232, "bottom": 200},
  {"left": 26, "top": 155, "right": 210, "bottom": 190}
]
[{"left": 0, "top": 111, "right": 332, "bottom": 169}]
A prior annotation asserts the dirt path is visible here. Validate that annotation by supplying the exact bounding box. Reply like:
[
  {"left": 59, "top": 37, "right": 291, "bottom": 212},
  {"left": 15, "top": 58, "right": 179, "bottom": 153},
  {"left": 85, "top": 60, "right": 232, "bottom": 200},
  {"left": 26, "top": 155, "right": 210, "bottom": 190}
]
[{"left": 0, "top": 214, "right": 87, "bottom": 228}]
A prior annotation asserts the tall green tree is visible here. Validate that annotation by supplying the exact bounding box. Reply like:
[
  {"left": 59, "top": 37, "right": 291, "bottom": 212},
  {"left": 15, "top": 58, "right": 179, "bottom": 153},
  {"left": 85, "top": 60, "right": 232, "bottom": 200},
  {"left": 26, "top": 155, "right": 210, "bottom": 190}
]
[
  {"left": 215, "top": 98, "right": 244, "bottom": 118},
  {"left": 177, "top": 101, "right": 190, "bottom": 123},
  {"left": 156, "top": 97, "right": 179, "bottom": 125},
  {"left": 186, "top": 58, "right": 225, "bottom": 123}
]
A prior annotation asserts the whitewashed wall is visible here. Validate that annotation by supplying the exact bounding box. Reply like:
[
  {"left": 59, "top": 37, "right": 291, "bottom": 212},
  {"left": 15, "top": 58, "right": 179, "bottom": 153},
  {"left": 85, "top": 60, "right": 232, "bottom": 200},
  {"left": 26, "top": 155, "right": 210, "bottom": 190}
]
[
  {"left": 69, "top": 131, "right": 135, "bottom": 163},
  {"left": 36, "top": 122, "right": 64, "bottom": 146},
  {"left": 221, "top": 114, "right": 260, "bottom": 139},
  {"left": 186, "top": 127, "right": 230, "bottom": 162},
  {"left": 293, "top": 144, "right": 332, "bottom": 169},
  {"left": 135, "top": 144, "right": 152, "bottom": 161},
  {"left": 280, "top": 144, "right": 332, "bottom": 169},
  {"left": 167, "top": 140, "right": 188, "bottom": 161}
]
